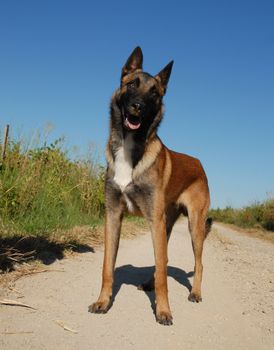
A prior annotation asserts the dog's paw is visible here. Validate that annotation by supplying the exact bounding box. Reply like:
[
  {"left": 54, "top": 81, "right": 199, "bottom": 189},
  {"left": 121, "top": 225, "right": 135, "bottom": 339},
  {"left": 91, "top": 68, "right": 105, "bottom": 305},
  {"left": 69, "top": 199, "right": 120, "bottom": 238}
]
[
  {"left": 88, "top": 300, "right": 110, "bottom": 314},
  {"left": 188, "top": 292, "right": 202, "bottom": 303},
  {"left": 156, "top": 311, "right": 173, "bottom": 326}
]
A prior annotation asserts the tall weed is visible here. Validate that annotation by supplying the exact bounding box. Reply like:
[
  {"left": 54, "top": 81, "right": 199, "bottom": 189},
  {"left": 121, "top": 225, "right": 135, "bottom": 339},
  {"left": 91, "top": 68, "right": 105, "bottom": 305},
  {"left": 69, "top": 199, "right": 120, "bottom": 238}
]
[{"left": 0, "top": 132, "right": 105, "bottom": 237}]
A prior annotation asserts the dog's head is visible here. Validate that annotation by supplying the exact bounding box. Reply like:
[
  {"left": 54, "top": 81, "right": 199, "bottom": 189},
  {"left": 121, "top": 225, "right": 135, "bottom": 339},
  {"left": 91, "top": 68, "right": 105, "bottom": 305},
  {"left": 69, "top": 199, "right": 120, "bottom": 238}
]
[{"left": 115, "top": 47, "right": 173, "bottom": 133}]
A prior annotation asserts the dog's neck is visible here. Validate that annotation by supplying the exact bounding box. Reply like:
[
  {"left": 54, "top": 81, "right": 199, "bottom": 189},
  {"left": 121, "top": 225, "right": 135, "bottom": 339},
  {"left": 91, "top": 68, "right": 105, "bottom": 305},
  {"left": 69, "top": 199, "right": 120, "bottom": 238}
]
[{"left": 110, "top": 128, "right": 148, "bottom": 168}]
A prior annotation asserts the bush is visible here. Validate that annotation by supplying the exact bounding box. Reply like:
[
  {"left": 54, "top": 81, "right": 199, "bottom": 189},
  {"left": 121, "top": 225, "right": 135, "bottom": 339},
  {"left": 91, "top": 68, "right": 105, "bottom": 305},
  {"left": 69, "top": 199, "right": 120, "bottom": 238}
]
[
  {"left": 262, "top": 199, "right": 274, "bottom": 231},
  {"left": 209, "top": 199, "right": 274, "bottom": 232},
  {"left": 0, "top": 133, "right": 105, "bottom": 237}
]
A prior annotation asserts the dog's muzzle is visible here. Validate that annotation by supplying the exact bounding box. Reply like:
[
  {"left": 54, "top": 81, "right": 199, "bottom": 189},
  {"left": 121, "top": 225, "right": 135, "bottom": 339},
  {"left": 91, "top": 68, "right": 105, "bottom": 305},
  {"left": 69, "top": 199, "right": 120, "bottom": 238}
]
[{"left": 123, "top": 110, "right": 141, "bottom": 130}]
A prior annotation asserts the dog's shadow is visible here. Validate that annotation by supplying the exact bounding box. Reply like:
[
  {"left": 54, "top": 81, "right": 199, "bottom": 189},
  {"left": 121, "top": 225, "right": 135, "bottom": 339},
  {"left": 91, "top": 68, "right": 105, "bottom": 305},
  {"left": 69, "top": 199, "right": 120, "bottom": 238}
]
[{"left": 112, "top": 265, "right": 194, "bottom": 314}]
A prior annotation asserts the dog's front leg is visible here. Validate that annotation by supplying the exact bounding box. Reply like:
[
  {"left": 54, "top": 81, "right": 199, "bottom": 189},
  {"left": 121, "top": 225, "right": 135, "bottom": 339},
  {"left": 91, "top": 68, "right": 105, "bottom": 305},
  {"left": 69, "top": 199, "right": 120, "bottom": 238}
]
[
  {"left": 89, "top": 204, "right": 123, "bottom": 314},
  {"left": 151, "top": 213, "right": 173, "bottom": 325}
]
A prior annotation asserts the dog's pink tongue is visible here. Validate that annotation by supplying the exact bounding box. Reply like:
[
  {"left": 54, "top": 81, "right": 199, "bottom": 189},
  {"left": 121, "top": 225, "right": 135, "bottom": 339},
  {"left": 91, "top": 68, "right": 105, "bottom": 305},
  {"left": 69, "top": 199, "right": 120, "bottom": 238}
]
[{"left": 125, "top": 118, "right": 141, "bottom": 130}]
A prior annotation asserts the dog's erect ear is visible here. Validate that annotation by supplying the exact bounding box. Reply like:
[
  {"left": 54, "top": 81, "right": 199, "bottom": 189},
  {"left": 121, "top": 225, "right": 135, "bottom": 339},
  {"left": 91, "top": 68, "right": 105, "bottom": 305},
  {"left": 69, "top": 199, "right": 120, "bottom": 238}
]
[
  {"left": 155, "top": 61, "right": 174, "bottom": 93},
  {"left": 121, "top": 47, "right": 143, "bottom": 79}
]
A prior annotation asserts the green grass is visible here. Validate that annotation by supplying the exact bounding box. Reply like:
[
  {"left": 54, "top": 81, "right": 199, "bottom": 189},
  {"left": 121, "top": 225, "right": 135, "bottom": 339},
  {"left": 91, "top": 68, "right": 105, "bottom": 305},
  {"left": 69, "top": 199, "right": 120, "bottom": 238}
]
[
  {"left": 0, "top": 133, "right": 105, "bottom": 238},
  {"left": 209, "top": 198, "right": 274, "bottom": 232}
]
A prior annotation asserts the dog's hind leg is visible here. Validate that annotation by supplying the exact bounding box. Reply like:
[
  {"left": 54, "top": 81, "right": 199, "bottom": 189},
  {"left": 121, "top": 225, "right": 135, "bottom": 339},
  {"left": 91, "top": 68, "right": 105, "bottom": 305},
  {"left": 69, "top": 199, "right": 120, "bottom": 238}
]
[
  {"left": 176, "top": 181, "right": 210, "bottom": 303},
  {"left": 89, "top": 202, "right": 123, "bottom": 314},
  {"left": 187, "top": 207, "right": 208, "bottom": 303}
]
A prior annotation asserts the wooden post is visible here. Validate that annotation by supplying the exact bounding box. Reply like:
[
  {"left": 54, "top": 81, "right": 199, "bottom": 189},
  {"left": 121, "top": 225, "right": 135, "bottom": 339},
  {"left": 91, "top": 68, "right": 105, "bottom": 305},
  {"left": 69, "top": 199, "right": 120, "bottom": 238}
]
[{"left": 2, "top": 124, "right": 9, "bottom": 161}]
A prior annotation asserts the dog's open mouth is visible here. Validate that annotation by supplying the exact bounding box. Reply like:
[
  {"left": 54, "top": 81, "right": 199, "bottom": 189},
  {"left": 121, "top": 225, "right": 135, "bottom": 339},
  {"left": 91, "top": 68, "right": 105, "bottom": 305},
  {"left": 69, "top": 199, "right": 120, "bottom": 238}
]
[{"left": 124, "top": 113, "right": 141, "bottom": 130}]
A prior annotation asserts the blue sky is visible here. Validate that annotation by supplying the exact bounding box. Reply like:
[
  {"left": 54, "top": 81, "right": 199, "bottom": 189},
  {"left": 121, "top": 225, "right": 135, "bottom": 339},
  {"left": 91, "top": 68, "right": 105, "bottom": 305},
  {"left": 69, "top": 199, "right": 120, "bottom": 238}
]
[{"left": 0, "top": 0, "right": 273, "bottom": 208}]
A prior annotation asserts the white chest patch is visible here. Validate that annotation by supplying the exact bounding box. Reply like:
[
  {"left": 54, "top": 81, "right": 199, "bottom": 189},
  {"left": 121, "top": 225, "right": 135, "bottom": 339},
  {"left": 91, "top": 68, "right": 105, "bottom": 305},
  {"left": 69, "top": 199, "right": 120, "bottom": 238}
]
[{"left": 113, "top": 134, "right": 134, "bottom": 191}]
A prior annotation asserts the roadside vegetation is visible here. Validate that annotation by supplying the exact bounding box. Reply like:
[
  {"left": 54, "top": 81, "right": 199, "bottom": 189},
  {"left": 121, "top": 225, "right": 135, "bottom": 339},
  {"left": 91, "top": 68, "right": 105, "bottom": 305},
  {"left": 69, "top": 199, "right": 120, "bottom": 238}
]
[
  {"left": 209, "top": 198, "right": 274, "bottom": 232},
  {"left": 0, "top": 135, "right": 105, "bottom": 236}
]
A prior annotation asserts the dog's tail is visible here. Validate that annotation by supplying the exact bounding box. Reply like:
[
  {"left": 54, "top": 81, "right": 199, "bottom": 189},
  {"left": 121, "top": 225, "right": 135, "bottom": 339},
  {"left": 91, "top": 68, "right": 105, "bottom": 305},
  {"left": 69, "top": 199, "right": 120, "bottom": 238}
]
[{"left": 205, "top": 217, "right": 213, "bottom": 238}]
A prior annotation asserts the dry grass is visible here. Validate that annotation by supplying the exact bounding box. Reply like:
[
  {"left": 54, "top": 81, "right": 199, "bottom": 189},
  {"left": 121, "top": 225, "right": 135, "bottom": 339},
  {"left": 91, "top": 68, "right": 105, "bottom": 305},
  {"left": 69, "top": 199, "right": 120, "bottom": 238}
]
[{"left": 0, "top": 217, "right": 148, "bottom": 287}]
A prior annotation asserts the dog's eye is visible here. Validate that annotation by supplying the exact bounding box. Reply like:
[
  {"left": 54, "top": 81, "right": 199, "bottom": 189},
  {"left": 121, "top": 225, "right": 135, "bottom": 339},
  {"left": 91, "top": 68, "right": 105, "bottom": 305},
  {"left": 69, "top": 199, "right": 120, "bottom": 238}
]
[
  {"left": 150, "top": 87, "right": 159, "bottom": 98},
  {"left": 127, "top": 80, "right": 137, "bottom": 90}
]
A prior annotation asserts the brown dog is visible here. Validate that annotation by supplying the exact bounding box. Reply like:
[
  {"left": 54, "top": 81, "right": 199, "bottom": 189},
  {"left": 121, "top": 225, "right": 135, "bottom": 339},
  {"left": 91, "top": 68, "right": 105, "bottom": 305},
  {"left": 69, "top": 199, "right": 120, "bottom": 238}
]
[{"left": 89, "top": 47, "right": 211, "bottom": 325}]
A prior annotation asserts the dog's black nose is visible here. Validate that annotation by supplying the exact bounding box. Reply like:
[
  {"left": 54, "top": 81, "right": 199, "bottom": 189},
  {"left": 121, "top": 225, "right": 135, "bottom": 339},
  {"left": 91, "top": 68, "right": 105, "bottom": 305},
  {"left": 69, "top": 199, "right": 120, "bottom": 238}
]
[{"left": 132, "top": 103, "right": 141, "bottom": 113}]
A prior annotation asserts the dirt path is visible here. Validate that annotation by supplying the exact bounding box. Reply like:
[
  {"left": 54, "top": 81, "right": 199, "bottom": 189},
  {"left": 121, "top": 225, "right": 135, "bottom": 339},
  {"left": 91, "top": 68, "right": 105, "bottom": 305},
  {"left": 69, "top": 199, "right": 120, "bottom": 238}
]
[{"left": 1, "top": 221, "right": 274, "bottom": 349}]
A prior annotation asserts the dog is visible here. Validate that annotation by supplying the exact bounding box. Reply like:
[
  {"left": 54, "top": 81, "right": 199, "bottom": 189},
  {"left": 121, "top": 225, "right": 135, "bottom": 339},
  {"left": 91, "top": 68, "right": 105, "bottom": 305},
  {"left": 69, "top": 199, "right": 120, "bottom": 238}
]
[{"left": 89, "top": 47, "right": 211, "bottom": 325}]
